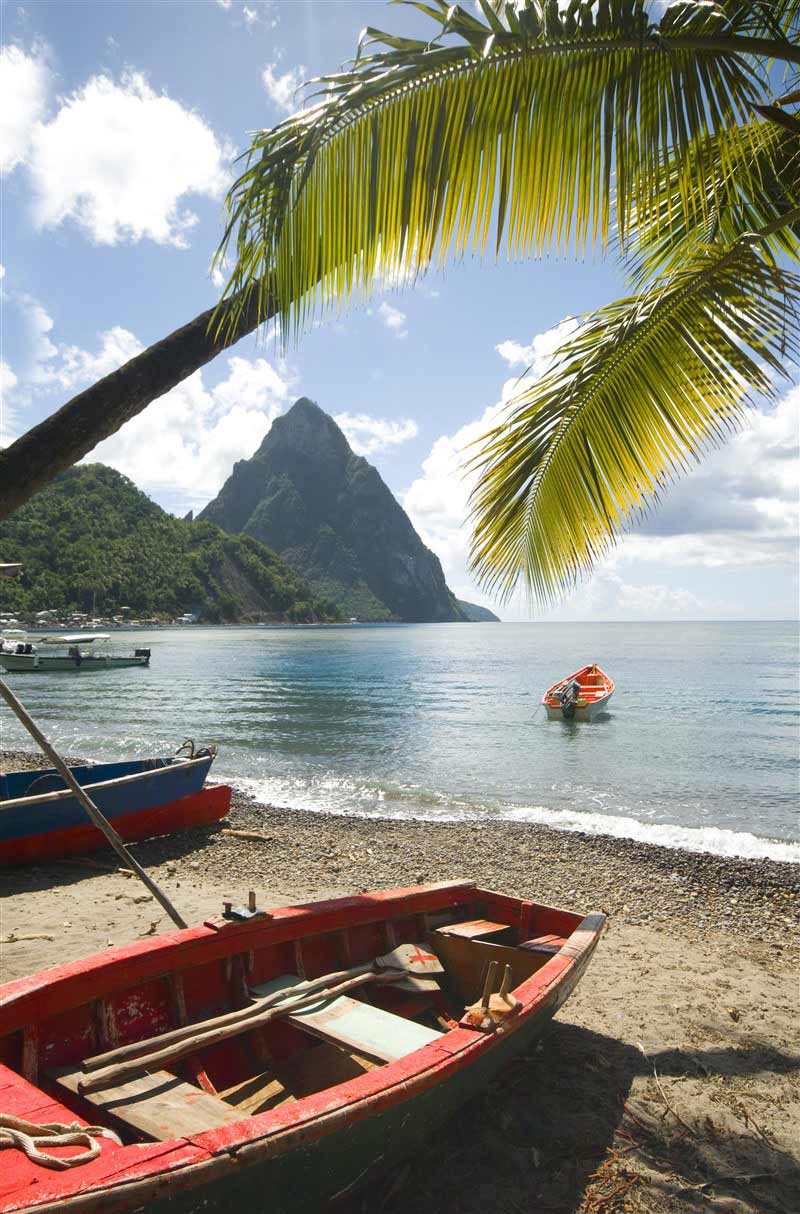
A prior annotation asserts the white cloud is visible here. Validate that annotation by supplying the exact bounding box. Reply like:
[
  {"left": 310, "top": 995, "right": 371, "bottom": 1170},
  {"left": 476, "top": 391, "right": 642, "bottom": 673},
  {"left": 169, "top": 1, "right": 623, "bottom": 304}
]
[
  {"left": 404, "top": 318, "right": 577, "bottom": 607},
  {"left": 0, "top": 44, "right": 49, "bottom": 173},
  {"left": 405, "top": 317, "right": 799, "bottom": 619},
  {"left": 334, "top": 413, "right": 418, "bottom": 456},
  {"left": 19, "top": 295, "right": 58, "bottom": 380},
  {"left": 566, "top": 569, "right": 711, "bottom": 619},
  {"left": 0, "top": 264, "right": 6, "bottom": 280},
  {"left": 216, "top": 0, "right": 233, "bottom": 7},
  {"left": 28, "top": 71, "right": 232, "bottom": 247},
  {"left": 496, "top": 318, "right": 579, "bottom": 373},
  {"left": 243, "top": 5, "right": 259, "bottom": 25},
  {"left": 0, "top": 361, "right": 19, "bottom": 444},
  {"left": 92, "top": 353, "right": 294, "bottom": 510},
  {"left": 35, "top": 325, "right": 143, "bottom": 391},
  {"left": 377, "top": 301, "right": 408, "bottom": 339},
  {"left": 619, "top": 388, "right": 799, "bottom": 568},
  {"left": 261, "top": 60, "right": 306, "bottom": 113}
]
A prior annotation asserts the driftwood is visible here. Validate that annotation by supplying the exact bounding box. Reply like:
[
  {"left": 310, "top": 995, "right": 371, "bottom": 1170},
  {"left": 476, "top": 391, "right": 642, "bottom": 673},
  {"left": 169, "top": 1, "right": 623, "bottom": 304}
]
[{"left": 79, "top": 969, "right": 402, "bottom": 1094}]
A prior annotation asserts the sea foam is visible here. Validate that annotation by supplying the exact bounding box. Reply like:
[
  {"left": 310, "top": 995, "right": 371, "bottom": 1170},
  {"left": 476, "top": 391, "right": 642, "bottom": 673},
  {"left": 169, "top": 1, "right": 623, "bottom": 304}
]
[{"left": 232, "top": 775, "right": 800, "bottom": 865}]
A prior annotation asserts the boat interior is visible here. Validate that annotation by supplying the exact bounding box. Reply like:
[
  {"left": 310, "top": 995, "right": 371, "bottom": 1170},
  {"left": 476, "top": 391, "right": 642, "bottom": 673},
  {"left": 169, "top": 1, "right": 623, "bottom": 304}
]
[
  {"left": 546, "top": 665, "right": 612, "bottom": 704},
  {"left": 0, "top": 884, "right": 583, "bottom": 1151}
]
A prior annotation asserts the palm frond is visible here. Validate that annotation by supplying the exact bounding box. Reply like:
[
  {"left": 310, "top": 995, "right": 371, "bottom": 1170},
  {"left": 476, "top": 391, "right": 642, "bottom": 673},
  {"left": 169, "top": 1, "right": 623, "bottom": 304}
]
[
  {"left": 213, "top": 0, "right": 788, "bottom": 340},
  {"left": 467, "top": 238, "right": 800, "bottom": 604},
  {"left": 625, "top": 117, "right": 800, "bottom": 285}
]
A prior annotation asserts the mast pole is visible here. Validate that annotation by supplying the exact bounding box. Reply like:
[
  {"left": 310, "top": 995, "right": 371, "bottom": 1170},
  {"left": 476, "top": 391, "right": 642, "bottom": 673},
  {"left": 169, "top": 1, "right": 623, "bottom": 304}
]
[{"left": 0, "top": 677, "right": 187, "bottom": 929}]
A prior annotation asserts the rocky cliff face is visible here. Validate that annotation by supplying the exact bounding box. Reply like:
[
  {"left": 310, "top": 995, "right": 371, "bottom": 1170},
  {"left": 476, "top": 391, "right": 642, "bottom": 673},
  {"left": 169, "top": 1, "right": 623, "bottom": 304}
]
[{"left": 200, "top": 398, "right": 467, "bottom": 622}]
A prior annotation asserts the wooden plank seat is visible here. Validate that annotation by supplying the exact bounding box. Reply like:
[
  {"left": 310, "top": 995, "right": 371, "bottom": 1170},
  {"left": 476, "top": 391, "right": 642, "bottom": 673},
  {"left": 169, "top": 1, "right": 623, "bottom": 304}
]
[
  {"left": 250, "top": 975, "right": 442, "bottom": 1064},
  {"left": 53, "top": 1065, "right": 243, "bottom": 1142},
  {"left": 519, "top": 934, "right": 568, "bottom": 955},
  {"left": 435, "top": 919, "right": 515, "bottom": 944}
]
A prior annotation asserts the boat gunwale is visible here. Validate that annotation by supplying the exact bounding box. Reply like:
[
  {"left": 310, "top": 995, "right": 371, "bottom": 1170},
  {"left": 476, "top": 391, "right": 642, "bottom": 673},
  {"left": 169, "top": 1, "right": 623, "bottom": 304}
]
[
  {"left": 0, "top": 883, "right": 605, "bottom": 1214},
  {"left": 0, "top": 755, "right": 213, "bottom": 814}
]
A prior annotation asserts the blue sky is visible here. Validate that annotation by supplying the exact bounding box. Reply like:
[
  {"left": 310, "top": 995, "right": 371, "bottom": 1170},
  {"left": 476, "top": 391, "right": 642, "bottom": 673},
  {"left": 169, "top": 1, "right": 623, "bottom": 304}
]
[{"left": 1, "top": 0, "right": 797, "bottom": 620}]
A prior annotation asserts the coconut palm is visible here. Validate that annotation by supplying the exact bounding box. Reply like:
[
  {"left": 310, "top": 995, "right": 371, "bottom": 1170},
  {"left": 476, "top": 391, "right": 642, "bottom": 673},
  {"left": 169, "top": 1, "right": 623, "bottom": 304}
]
[{"left": 2, "top": 1, "right": 799, "bottom": 605}]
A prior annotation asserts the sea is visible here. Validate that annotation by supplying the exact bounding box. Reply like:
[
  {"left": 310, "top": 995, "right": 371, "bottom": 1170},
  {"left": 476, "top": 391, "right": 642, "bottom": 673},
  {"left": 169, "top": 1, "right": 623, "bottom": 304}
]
[{"left": 1, "top": 621, "right": 798, "bottom": 863}]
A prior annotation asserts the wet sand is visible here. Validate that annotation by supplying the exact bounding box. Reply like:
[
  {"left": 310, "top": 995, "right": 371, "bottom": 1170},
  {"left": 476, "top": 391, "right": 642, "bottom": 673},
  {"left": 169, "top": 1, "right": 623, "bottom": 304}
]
[{"left": 1, "top": 752, "right": 798, "bottom": 1213}]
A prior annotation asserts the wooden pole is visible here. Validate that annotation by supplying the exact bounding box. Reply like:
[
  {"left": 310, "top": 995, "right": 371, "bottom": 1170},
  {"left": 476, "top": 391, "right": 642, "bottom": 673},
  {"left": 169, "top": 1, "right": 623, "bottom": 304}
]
[{"left": 0, "top": 676, "right": 187, "bottom": 929}]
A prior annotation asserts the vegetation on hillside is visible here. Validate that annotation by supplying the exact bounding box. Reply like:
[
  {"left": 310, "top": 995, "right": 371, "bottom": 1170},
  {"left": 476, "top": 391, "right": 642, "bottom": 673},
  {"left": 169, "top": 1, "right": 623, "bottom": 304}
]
[{"left": 0, "top": 465, "right": 342, "bottom": 623}]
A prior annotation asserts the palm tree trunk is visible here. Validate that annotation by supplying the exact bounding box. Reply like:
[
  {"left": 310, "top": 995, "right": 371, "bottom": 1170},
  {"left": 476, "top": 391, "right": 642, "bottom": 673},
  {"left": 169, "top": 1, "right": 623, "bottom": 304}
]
[{"left": 0, "top": 284, "right": 271, "bottom": 522}]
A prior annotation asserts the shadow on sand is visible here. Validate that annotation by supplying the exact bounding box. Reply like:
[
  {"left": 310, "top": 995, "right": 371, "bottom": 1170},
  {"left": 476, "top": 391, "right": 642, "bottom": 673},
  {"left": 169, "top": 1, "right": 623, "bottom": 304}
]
[{"left": 345, "top": 1022, "right": 800, "bottom": 1214}]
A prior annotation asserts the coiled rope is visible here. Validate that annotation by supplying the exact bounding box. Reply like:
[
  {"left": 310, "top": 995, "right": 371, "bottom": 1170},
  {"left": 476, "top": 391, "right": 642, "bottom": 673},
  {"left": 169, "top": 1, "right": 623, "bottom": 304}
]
[{"left": 0, "top": 1113, "right": 121, "bottom": 1170}]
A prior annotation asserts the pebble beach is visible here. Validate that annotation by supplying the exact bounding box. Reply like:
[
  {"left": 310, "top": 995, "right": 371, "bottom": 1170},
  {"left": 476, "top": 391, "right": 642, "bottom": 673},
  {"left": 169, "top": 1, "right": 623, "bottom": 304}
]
[{"left": 2, "top": 750, "right": 799, "bottom": 1213}]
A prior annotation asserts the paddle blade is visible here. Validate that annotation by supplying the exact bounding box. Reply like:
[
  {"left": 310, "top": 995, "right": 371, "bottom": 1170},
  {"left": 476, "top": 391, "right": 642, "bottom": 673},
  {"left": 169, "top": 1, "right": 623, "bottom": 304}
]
[{"left": 377, "top": 943, "right": 444, "bottom": 976}]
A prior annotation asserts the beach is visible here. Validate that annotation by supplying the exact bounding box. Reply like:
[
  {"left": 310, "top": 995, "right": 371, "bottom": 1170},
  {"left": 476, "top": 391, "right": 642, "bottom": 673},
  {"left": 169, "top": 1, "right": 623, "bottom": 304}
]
[{"left": 1, "top": 751, "right": 798, "bottom": 1214}]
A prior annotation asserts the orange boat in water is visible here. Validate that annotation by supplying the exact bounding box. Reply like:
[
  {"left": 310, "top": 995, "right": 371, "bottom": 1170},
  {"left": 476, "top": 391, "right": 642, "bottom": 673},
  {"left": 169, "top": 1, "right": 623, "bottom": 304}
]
[{"left": 543, "top": 664, "right": 615, "bottom": 721}]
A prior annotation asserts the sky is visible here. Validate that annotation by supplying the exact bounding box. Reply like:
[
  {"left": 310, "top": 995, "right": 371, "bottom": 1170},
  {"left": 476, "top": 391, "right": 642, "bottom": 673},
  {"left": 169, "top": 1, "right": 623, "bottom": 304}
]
[{"left": 0, "top": 0, "right": 797, "bottom": 621}]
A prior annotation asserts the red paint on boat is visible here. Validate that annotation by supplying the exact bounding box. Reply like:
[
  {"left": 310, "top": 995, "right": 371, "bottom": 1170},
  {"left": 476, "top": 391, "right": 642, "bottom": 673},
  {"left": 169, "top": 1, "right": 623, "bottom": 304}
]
[
  {"left": 0, "top": 882, "right": 605, "bottom": 1212},
  {"left": 0, "top": 784, "right": 231, "bottom": 866}
]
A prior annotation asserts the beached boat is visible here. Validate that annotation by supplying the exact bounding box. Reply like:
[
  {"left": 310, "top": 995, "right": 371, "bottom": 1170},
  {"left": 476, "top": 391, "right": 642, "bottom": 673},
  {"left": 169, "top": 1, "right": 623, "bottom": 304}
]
[
  {"left": 543, "top": 663, "right": 615, "bottom": 721},
  {"left": 0, "top": 881, "right": 604, "bottom": 1213},
  {"left": 0, "top": 633, "right": 151, "bottom": 673},
  {"left": 0, "top": 749, "right": 228, "bottom": 865}
]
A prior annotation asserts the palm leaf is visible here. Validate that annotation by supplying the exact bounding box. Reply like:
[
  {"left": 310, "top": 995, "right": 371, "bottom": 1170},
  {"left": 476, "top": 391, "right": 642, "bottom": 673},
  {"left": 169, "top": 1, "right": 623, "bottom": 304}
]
[
  {"left": 625, "top": 117, "right": 800, "bottom": 285},
  {"left": 467, "top": 238, "right": 800, "bottom": 603},
  {"left": 213, "top": 0, "right": 792, "bottom": 340}
]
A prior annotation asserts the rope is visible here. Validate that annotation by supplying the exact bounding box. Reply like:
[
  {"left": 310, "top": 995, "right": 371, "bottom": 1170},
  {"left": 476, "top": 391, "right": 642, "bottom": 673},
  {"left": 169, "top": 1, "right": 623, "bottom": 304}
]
[{"left": 0, "top": 1113, "right": 121, "bottom": 1171}]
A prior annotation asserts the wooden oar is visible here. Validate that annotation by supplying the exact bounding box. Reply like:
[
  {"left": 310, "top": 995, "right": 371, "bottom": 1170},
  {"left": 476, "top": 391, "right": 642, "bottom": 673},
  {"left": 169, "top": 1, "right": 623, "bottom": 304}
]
[
  {"left": 82, "top": 942, "right": 442, "bottom": 1075},
  {"left": 79, "top": 969, "right": 405, "bottom": 1094}
]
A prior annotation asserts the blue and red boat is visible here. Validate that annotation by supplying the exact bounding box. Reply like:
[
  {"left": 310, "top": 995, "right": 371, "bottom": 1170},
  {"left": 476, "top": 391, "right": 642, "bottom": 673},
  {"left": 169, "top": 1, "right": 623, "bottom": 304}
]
[{"left": 0, "top": 747, "right": 230, "bottom": 865}]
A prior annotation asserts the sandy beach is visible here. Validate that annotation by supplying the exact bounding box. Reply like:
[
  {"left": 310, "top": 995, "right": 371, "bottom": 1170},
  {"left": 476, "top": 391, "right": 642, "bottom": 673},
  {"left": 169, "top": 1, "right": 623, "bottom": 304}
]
[{"left": 1, "top": 752, "right": 798, "bottom": 1214}]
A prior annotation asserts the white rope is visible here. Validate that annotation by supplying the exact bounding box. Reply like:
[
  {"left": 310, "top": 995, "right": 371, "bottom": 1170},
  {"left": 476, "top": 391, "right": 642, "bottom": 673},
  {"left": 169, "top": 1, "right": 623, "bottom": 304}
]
[{"left": 0, "top": 1113, "right": 121, "bottom": 1170}]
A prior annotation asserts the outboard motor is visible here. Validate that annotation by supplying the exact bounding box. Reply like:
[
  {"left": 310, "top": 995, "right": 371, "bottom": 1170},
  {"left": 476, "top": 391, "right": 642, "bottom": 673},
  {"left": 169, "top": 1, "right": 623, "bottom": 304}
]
[{"left": 558, "top": 679, "right": 581, "bottom": 721}]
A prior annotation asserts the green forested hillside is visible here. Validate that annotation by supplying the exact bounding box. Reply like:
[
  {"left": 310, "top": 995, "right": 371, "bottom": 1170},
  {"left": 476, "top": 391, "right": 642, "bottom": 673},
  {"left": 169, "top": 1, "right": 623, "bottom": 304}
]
[{"left": 0, "top": 465, "right": 341, "bottom": 623}]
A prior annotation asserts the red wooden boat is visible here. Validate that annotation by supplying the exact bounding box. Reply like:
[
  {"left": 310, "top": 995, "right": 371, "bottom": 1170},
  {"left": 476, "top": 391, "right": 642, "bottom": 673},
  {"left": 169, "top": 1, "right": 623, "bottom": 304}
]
[
  {"left": 543, "top": 663, "right": 615, "bottom": 721},
  {"left": 0, "top": 881, "right": 604, "bottom": 1213}
]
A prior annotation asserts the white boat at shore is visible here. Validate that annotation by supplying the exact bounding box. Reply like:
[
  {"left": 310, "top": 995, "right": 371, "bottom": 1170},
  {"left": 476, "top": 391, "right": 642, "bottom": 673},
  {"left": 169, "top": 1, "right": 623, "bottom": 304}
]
[{"left": 0, "top": 632, "right": 151, "bottom": 672}]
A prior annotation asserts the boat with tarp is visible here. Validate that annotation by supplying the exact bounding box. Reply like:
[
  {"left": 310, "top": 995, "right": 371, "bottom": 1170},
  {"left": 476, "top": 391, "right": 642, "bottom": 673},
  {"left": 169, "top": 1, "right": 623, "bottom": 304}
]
[
  {"left": 0, "top": 633, "right": 151, "bottom": 673},
  {"left": 0, "top": 881, "right": 604, "bottom": 1212}
]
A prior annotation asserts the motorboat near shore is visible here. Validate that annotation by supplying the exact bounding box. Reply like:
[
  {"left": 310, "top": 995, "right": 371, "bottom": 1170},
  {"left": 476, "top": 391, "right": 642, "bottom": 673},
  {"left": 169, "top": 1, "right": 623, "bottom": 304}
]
[
  {"left": 0, "top": 880, "right": 604, "bottom": 1213},
  {"left": 543, "top": 663, "right": 615, "bottom": 721},
  {"left": 0, "top": 746, "right": 228, "bottom": 865},
  {"left": 0, "top": 633, "right": 151, "bottom": 672}
]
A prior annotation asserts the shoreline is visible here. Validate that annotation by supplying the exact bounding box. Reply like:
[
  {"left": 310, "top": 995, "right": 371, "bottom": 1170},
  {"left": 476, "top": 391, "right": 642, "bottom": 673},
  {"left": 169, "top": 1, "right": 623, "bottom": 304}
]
[
  {"left": 2, "top": 749, "right": 797, "bottom": 955},
  {"left": 2, "top": 749, "right": 798, "bottom": 1213}
]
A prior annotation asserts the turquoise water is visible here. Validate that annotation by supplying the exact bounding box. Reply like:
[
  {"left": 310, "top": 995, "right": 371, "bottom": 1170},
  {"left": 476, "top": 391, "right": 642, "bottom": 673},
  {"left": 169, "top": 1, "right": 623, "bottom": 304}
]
[{"left": 1, "top": 622, "right": 798, "bottom": 862}]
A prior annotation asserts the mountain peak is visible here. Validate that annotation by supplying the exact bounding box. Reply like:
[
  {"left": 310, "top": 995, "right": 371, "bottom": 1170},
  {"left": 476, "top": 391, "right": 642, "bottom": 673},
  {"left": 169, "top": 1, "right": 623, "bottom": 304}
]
[
  {"left": 256, "top": 397, "right": 351, "bottom": 462},
  {"left": 200, "top": 401, "right": 467, "bottom": 623}
]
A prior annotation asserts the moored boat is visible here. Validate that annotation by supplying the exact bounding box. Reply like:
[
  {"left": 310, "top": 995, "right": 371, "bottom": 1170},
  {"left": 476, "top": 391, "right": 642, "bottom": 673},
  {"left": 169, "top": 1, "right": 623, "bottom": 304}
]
[
  {"left": 0, "top": 634, "right": 151, "bottom": 673},
  {"left": 543, "top": 663, "right": 615, "bottom": 721},
  {"left": 0, "top": 881, "right": 604, "bottom": 1212},
  {"left": 0, "top": 747, "right": 228, "bottom": 865}
]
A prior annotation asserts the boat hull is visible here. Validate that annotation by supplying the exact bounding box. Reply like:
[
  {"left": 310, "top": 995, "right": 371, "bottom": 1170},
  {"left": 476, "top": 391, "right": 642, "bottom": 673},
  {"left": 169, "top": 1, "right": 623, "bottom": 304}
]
[
  {"left": 0, "top": 755, "right": 215, "bottom": 853},
  {"left": 0, "top": 783, "right": 230, "bottom": 866},
  {"left": 544, "top": 690, "right": 613, "bottom": 721},
  {"left": 0, "top": 653, "right": 149, "bottom": 671},
  {"left": 0, "top": 882, "right": 604, "bottom": 1214}
]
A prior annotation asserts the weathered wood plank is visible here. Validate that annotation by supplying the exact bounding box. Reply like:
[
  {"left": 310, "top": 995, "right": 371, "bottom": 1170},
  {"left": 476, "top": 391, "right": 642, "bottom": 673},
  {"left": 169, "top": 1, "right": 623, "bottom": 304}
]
[
  {"left": 54, "top": 1065, "right": 243, "bottom": 1141},
  {"left": 252, "top": 976, "right": 441, "bottom": 1064}
]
